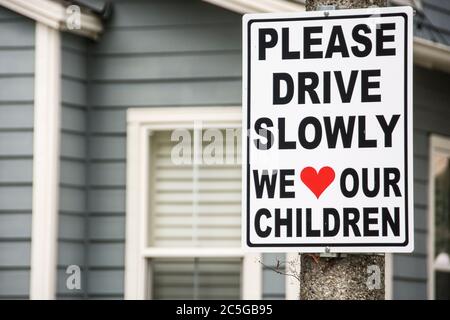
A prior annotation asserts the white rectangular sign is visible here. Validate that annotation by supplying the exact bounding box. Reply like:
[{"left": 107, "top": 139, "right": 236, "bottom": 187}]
[{"left": 243, "top": 7, "right": 413, "bottom": 252}]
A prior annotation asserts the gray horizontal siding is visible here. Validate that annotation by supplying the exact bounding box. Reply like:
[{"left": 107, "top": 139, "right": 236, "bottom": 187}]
[
  {"left": 89, "top": 136, "right": 125, "bottom": 160},
  {"left": 0, "top": 242, "right": 30, "bottom": 266},
  {"left": 0, "top": 214, "right": 30, "bottom": 238},
  {"left": 393, "top": 280, "right": 427, "bottom": 300},
  {"left": 89, "top": 163, "right": 125, "bottom": 187},
  {"left": 60, "top": 187, "right": 86, "bottom": 214},
  {"left": 59, "top": 215, "right": 85, "bottom": 241},
  {"left": 0, "top": 50, "right": 33, "bottom": 75},
  {"left": 62, "top": 50, "right": 87, "bottom": 81},
  {"left": 60, "top": 132, "right": 86, "bottom": 160},
  {"left": 89, "top": 110, "right": 126, "bottom": 134},
  {"left": 0, "top": 6, "right": 34, "bottom": 299},
  {"left": 61, "top": 106, "right": 87, "bottom": 133},
  {"left": 89, "top": 80, "right": 241, "bottom": 108},
  {"left": 394, "top": 255, "right": 427, "bottom": 281},
  {"left": 88, "top": 243, "right": 125, "bottom": 268},
  {"left": 60, "top": 160, "right": 86, "bottom": 186},
  {"left": 58, "top": 242, "right": 85, "bottom": 267},
  {"left": 0, "top": 131, "right": 33, "bottom": 157},
  {"left": 89, "top": 53, "right": 241, "bottom": 81},
  {"left": 88, "top": 216, "right": 125, "bottom": 240},
  {"left": 0, "top": 105, "right": 33, "bottom": 129},
  {"left": 56, "top": 33, "right": 88, "bottom": 299},
  {"left": 0, "top": 186, "right": 32, "bottom": 211},
  {"left": 88, "top": 189, "right": 125, "bottom": 214},
  {"left": 0, "top": 77, "right": 33, "bottom": 103},
  {"left": 0, "top": 159, "right": 32, "bottom": 183},
  {"left": 62, "top": 79, "right": 87, "bottom": 107},
  {"left": 393, "top": 66, "right": 450, "bottom": 300},
  {"left": 91, "top": 25, "right": 240, "bottom": 55},
  {"left": 0, "top": 19, "right": 34, "bottom": 47},
  {"left": 0, "top": 270, "right": 30, "bottom": 298},
  {"left": 87, "top": 270, "right": 124, "bottom": 299}
]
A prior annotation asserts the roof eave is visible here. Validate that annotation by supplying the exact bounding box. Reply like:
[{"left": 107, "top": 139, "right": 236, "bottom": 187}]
[
  {"left": 414, "top": 37, "right": 450, "bottom": 74},
  {"left": 0, "top": 0, "right": 103, "bottom": 40}
]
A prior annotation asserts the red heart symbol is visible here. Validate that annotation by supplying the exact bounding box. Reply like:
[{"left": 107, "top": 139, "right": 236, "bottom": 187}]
[{"left": 300, "top": 166, "right": 335, "bottom": 199}]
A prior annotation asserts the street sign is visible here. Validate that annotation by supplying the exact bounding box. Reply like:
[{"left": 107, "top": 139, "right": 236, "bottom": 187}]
[{"left": 242, "top": 6, "right": 413, "bottom": 252}]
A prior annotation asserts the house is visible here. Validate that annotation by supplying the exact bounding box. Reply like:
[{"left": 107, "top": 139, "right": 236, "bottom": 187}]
[{"left": 0, "top": 0, "right": 449, "bottom": 300}]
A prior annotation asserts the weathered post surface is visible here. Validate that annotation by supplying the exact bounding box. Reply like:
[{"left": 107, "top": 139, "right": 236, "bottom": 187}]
[{"left": 300, "top": 0, "right": 387, "bottom": 300}]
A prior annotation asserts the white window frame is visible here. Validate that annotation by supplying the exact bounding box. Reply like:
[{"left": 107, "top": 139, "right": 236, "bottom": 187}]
[
  {"left": 125, "top": 106, "right": 262, "bottom": 300},
  {"left": 427, "top": 134, "right": 450, "bottom": 300}
]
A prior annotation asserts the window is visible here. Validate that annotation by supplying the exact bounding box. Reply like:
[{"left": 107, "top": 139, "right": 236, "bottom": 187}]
[
  {"left": 150, "top": 258, "right": 242, "bottom": 299},
  {"left": 125, "top": 107, "right": 262, "bottom": 299},
  {"left": 428, "top": 135, "right": 450, "bottom": 300}
]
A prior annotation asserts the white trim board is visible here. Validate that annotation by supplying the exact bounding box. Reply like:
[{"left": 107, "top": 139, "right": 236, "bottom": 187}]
[
  {"left": 0, "top": 0, "right": 102, "bottom": 39},
  {"left": 385, "top": 253, "right": 394, "bottom": 300},
  {"left": 125, "top": 106, "right": 262, "bottom": 300},
  {"left": 30, "top": 22, "right": 61, "bottom": 300}
]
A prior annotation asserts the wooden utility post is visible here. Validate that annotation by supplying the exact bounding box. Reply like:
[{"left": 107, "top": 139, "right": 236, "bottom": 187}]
[{"left": 300, "top": 0, "right": 387, "bottom": 300}]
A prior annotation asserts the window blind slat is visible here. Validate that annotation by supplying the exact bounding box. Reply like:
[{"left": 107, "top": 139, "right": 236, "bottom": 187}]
[
  {"left": 150, "top": 130, "right": 242, "bottom": 248},
  {"left": 151, "top": 258, "right": 241, "bottom": 300}
]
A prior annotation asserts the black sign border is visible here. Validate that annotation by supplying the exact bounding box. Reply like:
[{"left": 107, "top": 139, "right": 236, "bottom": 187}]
[{"left": 246, "top": 12, "right": 410, "bottom": 248}]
